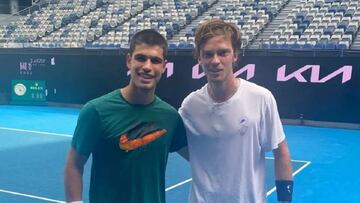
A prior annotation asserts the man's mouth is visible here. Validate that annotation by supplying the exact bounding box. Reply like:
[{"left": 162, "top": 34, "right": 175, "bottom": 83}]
[
  {"left": 138, "top": 73, "right": 154, "bottom": 79},
  {"left": 208, "top": 69, "right": 222, "bottom": 73}
]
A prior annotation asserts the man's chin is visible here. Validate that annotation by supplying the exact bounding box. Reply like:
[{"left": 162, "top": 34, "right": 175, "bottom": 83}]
[
  {"left": 137, "top": 84, "right": 155, "bottom": 91},
  {"left": 207, "top": 75, "right": 224, "bottom": 83}
]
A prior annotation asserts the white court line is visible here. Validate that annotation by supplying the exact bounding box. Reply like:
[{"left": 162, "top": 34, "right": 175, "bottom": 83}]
[
  {"left": 0, "top": 189, "right": 65, "bottom": 203},
  {"left": 166, "top": 178, "right": 192, "bottom": 191},
  {"left": 0, "top": 127, "right": 72, "bottom": 138},
  {"left": 265, "top": 156, "right": 310, "bottom": 164},
  {"left": 292, "top": 160, "right": 311, "bottom": 177}
]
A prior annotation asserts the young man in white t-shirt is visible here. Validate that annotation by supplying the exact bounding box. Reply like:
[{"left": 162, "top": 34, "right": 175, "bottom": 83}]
[{"left": 178, "top": 19, "right": 294, "bottom": 203}]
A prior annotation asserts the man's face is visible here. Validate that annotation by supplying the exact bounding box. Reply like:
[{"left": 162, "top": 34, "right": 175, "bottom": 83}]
[
  {"left": 199, "top": 36, "right": 238, "bottom": 83},
  {"left": 127, "top": 44, "right": 166, "bottom": 91}
]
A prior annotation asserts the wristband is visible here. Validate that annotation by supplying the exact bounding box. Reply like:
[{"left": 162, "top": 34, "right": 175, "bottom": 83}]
[
  {"left": 69, "top": 201, "right": 83, "bottom": 203},
  {"left": 276, "top": 180, "right": 293, "bottom": 202}
]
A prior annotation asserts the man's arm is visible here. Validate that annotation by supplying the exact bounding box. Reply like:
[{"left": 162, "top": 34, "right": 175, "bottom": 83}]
[
  {"left": 64, "top": 146, "right": 88, "bottom": 203},
  {"left": 273, "top": 140, "right": 293, "bottom": 202},
  {"left": 273, "top": 140, "right": 293, "bottom": 180},
  {"left": 177, "top": 146, "right": 189, "bottom": 161}
]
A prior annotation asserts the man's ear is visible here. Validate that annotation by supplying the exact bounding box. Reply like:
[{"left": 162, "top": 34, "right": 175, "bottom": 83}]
[
  {"left": 197, "top": 57, "right": 203, "bottom": 69},
  {"left": 162, "top": 60, "right": 167, "bottom": 74},
  {"left": 126, "top": 53, "right": 132, "bottom": 70},
  {"left": 233, "top": 51, "right": 238, "bottom": 62}
]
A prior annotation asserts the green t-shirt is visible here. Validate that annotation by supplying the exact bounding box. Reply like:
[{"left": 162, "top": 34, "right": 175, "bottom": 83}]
[{"left": 71, "top": 89, "right": 187, "bottom": 203}]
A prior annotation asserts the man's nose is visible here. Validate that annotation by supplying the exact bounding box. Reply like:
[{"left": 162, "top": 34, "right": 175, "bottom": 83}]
[
  {"left": 143, "top": 59, "right": 152, "bottom": 68},
  {"left": 142, "top": 59, "right": 153, "bottom": 71},
  {"left": 211, "top": 54, "right": 221, "bottom": 63}
]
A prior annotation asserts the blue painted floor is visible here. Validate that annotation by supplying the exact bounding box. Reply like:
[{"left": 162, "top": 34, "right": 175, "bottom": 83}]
[{"left": 0, "top": 105, "right": 359, "bottom": 202}]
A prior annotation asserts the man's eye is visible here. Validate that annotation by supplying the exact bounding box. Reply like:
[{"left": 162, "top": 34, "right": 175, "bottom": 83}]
[
  {"left": 151, "top": 57, "right": 163, "bottom": 64},
  {"left": 135, "top": 55, "right": 147, "bottom": 62},
  {"left": 204, "top": 52, "right": 213, "bottom": 58},
  {"left": 217, "top": 50, "right": 228, "bottom": 57}
]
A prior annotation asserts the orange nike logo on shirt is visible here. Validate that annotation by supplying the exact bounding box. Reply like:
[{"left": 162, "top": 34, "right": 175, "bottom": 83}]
[{"left": 119, "top": 129, "right": 167, "bottom": 151}]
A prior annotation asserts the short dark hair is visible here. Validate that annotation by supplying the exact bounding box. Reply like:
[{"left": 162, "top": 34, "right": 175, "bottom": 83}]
[
  {"left": 194, "top": 19, "right": 241, "bottom": 59},
  {"left": 128, "top": 29, "right": 168, "bottom": 59}
]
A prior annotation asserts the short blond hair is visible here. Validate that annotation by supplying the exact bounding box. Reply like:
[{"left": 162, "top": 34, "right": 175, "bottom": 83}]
[{"left": 194, "top": 19, "right": 241, "bottom": 59}]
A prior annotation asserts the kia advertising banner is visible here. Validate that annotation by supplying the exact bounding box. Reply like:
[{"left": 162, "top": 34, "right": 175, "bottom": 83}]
[
  {"left": 239, "top": 55, "right": 359, "bottom": 124},
  {"left": 0, "top": 51, "right": 358, "bottom": 124}
]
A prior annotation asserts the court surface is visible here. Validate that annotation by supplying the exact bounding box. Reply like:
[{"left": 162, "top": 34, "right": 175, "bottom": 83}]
[{"left": 1, "top": 105, "right": 359, "bottom": 202}]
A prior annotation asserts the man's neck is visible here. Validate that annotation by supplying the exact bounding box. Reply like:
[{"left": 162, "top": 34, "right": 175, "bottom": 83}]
[
  {"left": 208, "top": 77, "right": 240, "bottom": 103},
  {"left": 121, "top": 85, "right": 155, "bottom": 105}
]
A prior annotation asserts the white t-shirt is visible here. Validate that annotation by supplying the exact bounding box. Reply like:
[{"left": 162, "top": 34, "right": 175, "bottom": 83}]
[{"left": 179, "top": 79, "right": 285, "bottom": 203}]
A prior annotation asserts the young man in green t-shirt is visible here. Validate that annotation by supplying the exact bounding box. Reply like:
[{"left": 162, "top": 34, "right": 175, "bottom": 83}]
[{"left": 64, "top": 29, "right": 187, "bottom": 203}]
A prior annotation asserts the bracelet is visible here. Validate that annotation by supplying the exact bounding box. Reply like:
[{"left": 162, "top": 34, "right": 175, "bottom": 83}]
[
  {"left": 276, "top": 180, "right": 293, "bottom": 202},
  {"left": 69, "top": 201, "right": 83, "bottom": 203}
]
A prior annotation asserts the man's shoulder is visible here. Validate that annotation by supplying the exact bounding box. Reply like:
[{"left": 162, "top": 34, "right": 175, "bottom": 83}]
[
  {"left": 81, "top": 89, "right": 119, "bottom": 112},
  {"left": 92, "top": 89, "right": 119, "bottom": 103},
  {"left": 155, "top": 96, "right": 179, "bottom": 114},
  {"left": 182, "top": 85, "right": 208, "bottom": 105},
  {"left": 241, "top": 79, "right": 272, "bottom": 98}
]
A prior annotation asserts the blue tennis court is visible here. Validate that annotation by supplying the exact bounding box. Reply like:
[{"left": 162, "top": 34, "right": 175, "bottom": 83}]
[{"left": 0, "top": 105, "right": 359, "bottom": 202}]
